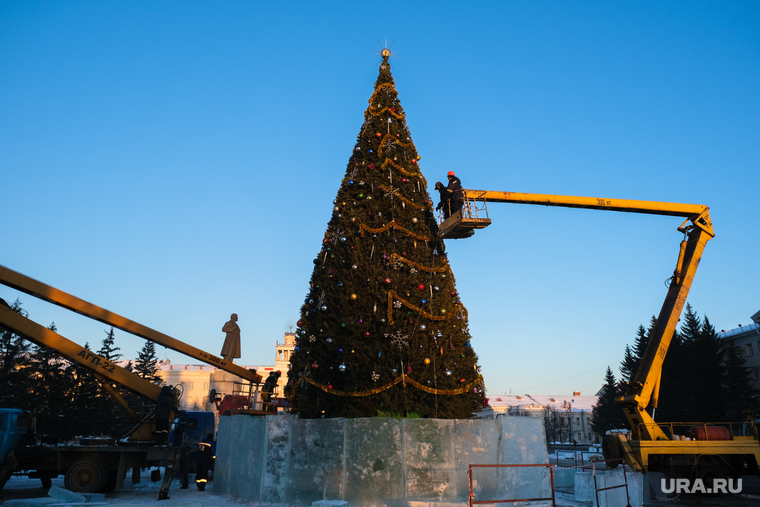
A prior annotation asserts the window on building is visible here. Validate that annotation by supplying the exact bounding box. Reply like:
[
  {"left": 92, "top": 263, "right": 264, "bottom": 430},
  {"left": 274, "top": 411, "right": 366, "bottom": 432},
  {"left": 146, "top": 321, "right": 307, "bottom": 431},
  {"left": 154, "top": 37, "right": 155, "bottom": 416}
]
[
  {"left": 188, "top": 382, "right": 194, "bottom": 391},
  {"left": 747, "top": 343, "right": 754, "bottom": 357}
]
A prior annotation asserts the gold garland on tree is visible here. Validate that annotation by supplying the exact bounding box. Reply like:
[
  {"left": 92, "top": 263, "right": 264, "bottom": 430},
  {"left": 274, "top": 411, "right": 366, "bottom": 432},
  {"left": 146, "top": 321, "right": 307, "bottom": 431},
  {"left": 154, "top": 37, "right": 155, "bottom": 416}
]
[
  {"left": 366, "top": 83, "right": 406, "bottom": 120},
  {"left": 377, "top": 184, "right": 428, "bottom": 210},
  {"left": 387, "top": 290, "right": 466, "bottom": 325},
  {"left": 360, "top": 221, "right": 433, "bottom": 242},
  {"left": 288, "top": 373, "right": 484, "bottom": 399},
  {"left": 380, "top": 158, "right": 422, "bottom": 179},
  {"left": 378, "top": 133, "right": 415, "bottom": 160},
  {"left": 388, "top": 253, "right": 448, "bottom": 273}
]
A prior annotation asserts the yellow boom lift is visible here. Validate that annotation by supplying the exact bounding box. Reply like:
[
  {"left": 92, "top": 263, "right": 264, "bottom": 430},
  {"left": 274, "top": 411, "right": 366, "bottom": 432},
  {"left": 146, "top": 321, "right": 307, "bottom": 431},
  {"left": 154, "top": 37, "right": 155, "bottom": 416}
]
[
  {"left": 0, "top": 265, "right": 263, "bottom": 493},
  {"left": 440, "top": 189, "right": 760, "bottom": 480}
]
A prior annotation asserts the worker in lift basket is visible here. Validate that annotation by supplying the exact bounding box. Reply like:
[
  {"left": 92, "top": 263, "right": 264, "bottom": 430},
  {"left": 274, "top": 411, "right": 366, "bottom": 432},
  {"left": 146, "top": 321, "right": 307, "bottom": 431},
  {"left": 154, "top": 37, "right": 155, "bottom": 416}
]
[{"left": 445, "top": 171, "right": 464, "bottom": 215}]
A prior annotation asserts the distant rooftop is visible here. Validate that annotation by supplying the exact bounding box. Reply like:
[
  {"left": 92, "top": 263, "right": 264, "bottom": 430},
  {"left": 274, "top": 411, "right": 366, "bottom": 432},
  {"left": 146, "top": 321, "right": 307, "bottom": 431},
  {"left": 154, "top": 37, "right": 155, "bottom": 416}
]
[{"left": 488, "top": 394, "right": 598, "bottom": 412}]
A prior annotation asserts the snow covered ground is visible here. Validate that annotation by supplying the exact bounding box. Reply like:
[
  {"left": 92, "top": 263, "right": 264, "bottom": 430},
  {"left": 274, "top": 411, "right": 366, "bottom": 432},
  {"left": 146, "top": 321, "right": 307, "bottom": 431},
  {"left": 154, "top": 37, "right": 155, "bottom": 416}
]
[{"left": 0, "top": 469, "right": 590, "bottom": 507}]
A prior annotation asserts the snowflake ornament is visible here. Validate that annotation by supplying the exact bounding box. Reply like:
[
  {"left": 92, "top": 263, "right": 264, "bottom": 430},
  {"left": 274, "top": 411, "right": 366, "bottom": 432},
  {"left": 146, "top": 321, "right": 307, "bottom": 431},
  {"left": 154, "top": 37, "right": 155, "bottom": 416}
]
[
  {"left": 371, "top": 371, "right": 380, "bottom": 382},
  {"left": 385, "top": 330, "right": 409, "bottom": 349},
  {"left": 383, "top": 186, "right": 400, "bottom": 199}
]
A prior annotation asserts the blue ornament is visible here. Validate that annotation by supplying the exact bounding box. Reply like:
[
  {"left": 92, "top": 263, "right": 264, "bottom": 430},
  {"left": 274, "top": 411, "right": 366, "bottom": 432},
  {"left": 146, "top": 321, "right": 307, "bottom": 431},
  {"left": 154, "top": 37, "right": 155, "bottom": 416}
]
[
  {"left": 295, "top": 346, "right": 300, "bottom": 351},
  {"left": 466, "top": 341, "right": 471, "bottom": 347},
  {"left": 378, "top": 351, "right": 382, "bottom": 358},
  {"left": 348, "top": 180, "right": 354, "bottom": 186},
  {"left": 421, "top": 299, "right": 427, "bottom": 305}
]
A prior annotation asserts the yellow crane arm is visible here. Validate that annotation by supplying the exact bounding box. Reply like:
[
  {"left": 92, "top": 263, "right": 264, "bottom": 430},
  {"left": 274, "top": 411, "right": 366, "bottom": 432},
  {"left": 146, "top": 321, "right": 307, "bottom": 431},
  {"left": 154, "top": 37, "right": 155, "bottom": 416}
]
[
  {"left": 0, "top": 265, "right": 261, "bottom": 384},
  {"left": 461, "top": 189, "right": 714, "bottom": 441},
  {"left": 0, "top": 302, "right": 161, "bottom": 401}
]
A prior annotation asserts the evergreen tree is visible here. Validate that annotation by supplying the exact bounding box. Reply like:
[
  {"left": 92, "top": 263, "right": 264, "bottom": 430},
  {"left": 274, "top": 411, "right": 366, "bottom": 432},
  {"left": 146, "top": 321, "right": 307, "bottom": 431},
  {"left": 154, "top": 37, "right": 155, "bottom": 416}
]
[
  {"left": 591, "top": 367, "right": 625, "bottom": 434},
  {"left": 134, "top": 340, "right": 160, "bottom": 383},
  {"left": 27, "top": 323, "right": 78, "bottom": 440},
  {"left": 287, "top": 52, "right": 484, "bottom": 419},
  {"left": 674, "top": 305, "right": 725, "bottom": 422},
  {"left": 98, "top": 327, "right": 121, "bottom": 361},
  {"left": 722, "top": 339, "right": 760, "bottom": 421},
  {"left": 0, "top": 298, "right": 32, "bottom": 407}
]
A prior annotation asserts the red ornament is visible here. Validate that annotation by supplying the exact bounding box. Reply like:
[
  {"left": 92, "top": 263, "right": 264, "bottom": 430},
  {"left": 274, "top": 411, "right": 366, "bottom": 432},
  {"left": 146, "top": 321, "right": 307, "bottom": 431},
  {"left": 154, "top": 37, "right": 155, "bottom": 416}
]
[
  {"left": 383, "top": 278, "right": 391, "bottom": 285},
  {"left": 327, "top": 384, "right": 333, "bottom": 389},
  {"left": 407, "top": 366, "right": 413, "bottom": 373},
  {"left": 418, "top": 284, "right": 425, "bottom": 291},
  {"left": 452, "top": 291, "right": 458, "bottom": 296},
  {"left": 376, "top": 132, "right": 382, "bottom": 137},
  {"left": 411, "top": 159, "right": 417, "bottom": 165},
  {"left": 364, "top": 332, "right": 370, "bottom": 337},
  {"left": 311, "top": 362, "right": 318, "bottom": 370},
  {"left": 401, "top": 178, "right": 408, "bottom": 183},
  {"left": 297, "top": 320, "right": 303, "bottom": 327},
  {"left": 460, "top": 378, "right": 466, "bottom": 383},
  {"left": 408, "top": 318, "right": 414, "bottom": 324}
]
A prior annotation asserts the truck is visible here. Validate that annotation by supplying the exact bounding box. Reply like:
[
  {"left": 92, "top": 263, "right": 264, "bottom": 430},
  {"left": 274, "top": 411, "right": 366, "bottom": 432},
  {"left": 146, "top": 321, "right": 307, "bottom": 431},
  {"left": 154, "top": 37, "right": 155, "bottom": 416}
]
[
  {"left": 441, "top": 188, "right": 760, "bottom": 483},
  {"left": 0, "top": 265, "right": 263, "bottom": 495}
]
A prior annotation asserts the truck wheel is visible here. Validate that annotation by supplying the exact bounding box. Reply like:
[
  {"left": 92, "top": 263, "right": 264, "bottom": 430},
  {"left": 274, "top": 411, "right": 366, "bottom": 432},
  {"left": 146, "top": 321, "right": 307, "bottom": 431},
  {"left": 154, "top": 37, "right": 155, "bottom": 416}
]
[
  {"left": 602, "top": 435, "right": 622, "bottom": 469},
  {"left": 64, "top": 459, "right": 108, "bottom": 493}
]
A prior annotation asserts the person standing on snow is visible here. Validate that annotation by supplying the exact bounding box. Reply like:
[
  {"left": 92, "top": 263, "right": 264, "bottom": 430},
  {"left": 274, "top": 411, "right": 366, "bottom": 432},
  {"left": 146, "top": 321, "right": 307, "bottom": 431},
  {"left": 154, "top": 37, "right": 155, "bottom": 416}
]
[{"left": 194, "top": 433, "right": 215, "bottom": 491}]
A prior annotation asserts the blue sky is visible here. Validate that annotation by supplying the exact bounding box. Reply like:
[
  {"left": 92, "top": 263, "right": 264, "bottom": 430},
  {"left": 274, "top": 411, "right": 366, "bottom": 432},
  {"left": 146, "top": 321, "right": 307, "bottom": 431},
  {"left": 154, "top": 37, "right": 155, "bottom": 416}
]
[{"left": 1, "top": 2, "right": 758, "bottom": 398}]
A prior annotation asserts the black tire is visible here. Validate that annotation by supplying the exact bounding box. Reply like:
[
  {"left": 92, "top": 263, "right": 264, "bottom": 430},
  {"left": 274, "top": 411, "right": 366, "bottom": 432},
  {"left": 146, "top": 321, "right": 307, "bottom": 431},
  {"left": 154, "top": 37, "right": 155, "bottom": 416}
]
[
  {"left": 695, "top": 463, "right": 728, "bottom": 493},
  {"left": 602, "top": 435, "right": 622, "bottom": 469},
  {"left": 64, "top": 459, "right": 108, "bottom": 493}
]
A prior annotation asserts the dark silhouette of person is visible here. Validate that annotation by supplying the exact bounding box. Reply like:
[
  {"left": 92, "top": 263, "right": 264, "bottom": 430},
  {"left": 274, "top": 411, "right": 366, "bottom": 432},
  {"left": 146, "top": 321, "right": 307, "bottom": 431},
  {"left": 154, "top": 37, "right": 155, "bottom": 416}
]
[
  {"left": 261, "top": 371, "right": 281, "bottom": 411},
  {"left": 434, "top": 181, "right": 451, "bottom": 219},
  {"left": 446, "top": 171, "right": 464, "bottom": 215},
  {"left": 155, "top": 386, "right": 176, "bottom": 445},
  {"left": 194, "top": 433, "right": 215, "bottom": 491}
]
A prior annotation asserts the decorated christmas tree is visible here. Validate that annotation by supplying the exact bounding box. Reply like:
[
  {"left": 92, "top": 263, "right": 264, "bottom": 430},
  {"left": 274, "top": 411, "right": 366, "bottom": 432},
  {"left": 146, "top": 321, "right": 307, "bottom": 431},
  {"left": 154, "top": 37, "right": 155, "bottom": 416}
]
[{"left": 287, "top": 50, "right": 484, "bottom": 419}]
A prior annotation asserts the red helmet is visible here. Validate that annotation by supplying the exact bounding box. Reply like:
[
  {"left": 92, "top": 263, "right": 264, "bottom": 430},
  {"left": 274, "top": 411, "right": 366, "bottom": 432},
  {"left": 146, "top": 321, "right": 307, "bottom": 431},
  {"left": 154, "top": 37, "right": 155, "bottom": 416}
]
[{"left": 447, "top": 171, "right": 455, "bottom": 176}]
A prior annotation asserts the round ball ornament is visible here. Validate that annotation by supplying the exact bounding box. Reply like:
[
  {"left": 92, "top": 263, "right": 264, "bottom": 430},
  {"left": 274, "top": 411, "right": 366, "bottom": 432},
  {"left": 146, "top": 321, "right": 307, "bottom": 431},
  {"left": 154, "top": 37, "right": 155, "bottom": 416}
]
[
  {"left": 376, "top": 132, "right": 382, "bottom": 138},
  {"left": 383, "top": 278, "right": 391, "bottom": 285},
  {"left": 412, "top": 217, "right": 418, "bottom": 224},
  {"left": 311, "top": 362, "right": 318, "bottom": 370},
  {"left": 445, "top": 370, "right": 452, "bottom": 376},
  {"left": 424, "top": 358, "right": 431, "bottom": 365},
  {"left": 339, "top": 364, "right": 346, "bottom": 372},
  {"left": 326, "top": 337, "right": 333, "bottom": 344},
  {"left": 418, "top": 284, "right": 425, "bottom": 291},
  {"left": 321, "top": 305, "right": 327, "bottom": 311},
  {"left": 352, "top": 264, "right": 357, "bottom": 270},
  {"left": 350, "top": 294, "right": 358, "bottom": 300}
]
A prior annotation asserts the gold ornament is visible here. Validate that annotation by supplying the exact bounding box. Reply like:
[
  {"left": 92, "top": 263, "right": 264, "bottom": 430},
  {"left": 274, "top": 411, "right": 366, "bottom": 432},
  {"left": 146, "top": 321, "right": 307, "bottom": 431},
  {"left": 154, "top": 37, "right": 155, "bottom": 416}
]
[
  {"left": 351, "top": 294, "right": 358, "bottom": 300},
  {"left": 424, "top": 358, "right": 431, "bottom": 365}
]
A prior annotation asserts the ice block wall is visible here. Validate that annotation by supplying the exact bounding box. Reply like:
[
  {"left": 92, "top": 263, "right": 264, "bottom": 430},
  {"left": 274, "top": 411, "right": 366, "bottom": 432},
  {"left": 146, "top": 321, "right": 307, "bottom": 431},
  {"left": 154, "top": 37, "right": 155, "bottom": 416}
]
[{"left": 215, "top": 414, "right": 549, "bottom": 506}]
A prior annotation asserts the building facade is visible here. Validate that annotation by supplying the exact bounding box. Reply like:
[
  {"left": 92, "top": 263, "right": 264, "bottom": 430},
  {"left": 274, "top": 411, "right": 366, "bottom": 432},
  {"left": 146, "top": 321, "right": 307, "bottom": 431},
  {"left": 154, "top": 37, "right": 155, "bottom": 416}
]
[
  {"left": 489, "top": 393, "right": 600, "bottom": 444},
  {"left": 718, "top": 309, "right": 760, "bottom": 393}
]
